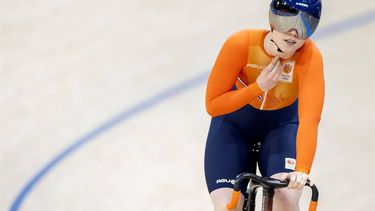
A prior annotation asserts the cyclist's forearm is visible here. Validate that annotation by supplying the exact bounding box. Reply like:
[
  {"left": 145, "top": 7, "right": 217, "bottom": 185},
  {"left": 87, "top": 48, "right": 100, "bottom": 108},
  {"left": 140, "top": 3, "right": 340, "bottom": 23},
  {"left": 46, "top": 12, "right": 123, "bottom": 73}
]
[
  {"left": 295, "top": 116, "right": 320, "bottom": 174},
  {"left": 206, "top": 82, "right": 262, "bottom": 116}
]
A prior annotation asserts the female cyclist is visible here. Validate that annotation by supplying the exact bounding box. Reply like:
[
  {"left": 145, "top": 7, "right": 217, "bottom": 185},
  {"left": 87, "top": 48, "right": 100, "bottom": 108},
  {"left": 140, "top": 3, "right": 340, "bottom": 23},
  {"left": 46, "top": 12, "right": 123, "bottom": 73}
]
[{"left": 204, "top": 0, "right": 324, "bottom": 210}]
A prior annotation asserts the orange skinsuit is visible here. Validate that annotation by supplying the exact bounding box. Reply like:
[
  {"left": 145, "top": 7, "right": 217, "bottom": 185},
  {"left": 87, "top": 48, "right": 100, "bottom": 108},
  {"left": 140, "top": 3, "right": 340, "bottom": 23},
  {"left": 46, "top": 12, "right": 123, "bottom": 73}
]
[{"left": 205, "top": 29, "right": 324, "bottom": 174}]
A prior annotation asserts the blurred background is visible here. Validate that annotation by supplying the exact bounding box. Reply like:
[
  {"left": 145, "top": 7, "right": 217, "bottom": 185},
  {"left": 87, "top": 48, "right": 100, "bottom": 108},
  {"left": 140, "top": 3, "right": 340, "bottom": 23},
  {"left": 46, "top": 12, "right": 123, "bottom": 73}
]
[{"left": 1, "top": 0, "right": 374, "bottom": 210}]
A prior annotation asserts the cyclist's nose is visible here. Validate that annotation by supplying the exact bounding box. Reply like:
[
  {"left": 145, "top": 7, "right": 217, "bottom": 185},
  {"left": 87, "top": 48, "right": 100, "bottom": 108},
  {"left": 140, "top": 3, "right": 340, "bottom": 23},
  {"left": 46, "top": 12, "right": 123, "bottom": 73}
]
[{"left": 288, "top": 29, "right": 299, "bottom": 38}]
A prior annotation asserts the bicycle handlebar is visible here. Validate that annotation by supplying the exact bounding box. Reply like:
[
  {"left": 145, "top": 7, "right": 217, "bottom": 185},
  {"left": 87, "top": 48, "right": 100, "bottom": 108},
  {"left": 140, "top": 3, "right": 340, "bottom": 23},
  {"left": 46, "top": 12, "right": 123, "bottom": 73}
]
[{"left": 226, "top": 173, "right": 319, "bottom": 211}]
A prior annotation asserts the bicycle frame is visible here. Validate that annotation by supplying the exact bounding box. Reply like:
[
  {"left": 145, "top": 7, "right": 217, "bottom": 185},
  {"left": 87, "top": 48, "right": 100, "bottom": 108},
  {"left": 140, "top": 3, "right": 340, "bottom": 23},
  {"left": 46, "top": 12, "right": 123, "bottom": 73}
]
[{"left": 226, "top": 173, "right": 319, "bottom": 211}]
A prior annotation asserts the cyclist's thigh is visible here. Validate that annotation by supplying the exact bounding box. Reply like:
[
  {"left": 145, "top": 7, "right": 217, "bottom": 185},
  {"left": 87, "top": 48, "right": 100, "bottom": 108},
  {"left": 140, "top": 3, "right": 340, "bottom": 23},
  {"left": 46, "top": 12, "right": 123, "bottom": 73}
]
[
  {"left": 204, "top": 116, "right": 256, "bottom": 196},
  {"left": 258, "top": 123, "right": 298, "bottom": 177}
]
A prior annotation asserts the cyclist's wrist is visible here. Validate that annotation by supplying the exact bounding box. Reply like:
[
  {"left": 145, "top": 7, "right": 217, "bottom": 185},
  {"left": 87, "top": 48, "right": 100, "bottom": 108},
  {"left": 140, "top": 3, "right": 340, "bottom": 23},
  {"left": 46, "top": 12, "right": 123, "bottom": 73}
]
[{"left": 295, "top": 166, "right": 310, "bottom": 174}]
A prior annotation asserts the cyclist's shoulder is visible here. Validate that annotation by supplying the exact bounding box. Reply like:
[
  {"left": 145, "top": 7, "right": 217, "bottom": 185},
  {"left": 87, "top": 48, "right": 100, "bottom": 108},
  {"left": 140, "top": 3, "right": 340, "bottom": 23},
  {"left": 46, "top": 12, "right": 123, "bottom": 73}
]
[
  {"left": 223, "top": 28, "right": 267, "bottom": 49},
  {"left": 298, "top": 39, "right": 322, "bottom": 60}
]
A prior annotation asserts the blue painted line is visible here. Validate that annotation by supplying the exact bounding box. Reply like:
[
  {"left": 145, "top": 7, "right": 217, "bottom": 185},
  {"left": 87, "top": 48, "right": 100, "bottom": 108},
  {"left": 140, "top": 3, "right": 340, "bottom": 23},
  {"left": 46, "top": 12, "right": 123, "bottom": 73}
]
[
  {"left": 312, "top": 10, "right": 375, "bottom": 40},
  {"left": 9, "top": 9, "right": 375, "bottom": 211},
  {"left": 9, "top": 73, "right": 208, "bottom": 211}
]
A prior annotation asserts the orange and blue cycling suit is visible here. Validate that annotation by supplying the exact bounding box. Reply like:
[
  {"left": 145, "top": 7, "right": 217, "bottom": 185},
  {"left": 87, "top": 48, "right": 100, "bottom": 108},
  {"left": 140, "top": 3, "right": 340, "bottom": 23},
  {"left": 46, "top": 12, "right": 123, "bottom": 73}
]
[{"left": 204, "top": 29, "right": 324, "bottom": 194}]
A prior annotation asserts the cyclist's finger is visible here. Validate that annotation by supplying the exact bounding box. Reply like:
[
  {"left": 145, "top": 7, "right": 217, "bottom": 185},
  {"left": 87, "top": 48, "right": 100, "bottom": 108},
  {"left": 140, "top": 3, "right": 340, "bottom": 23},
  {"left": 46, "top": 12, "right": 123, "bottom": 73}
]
[
  {"left": 307, "top": 175, "right": 314, "bottom": 186},
  {"left": 288, "top": 174, "right": 296, "bottom": 189},
  {"left": 270, "top": 57, "right": 280, "bottom": 70},
  {"left": 280, "top": 173, "right": 289, "bottom": 181},
  {"left": 298, "top": 176, "right": 307, "bottom": 189},
  {"left": 265, "top": 57, "right": 280, "bottom": 72},
  {"left": 293, "top": 175, "right": 303, "bottom": 189},
  {"left": 266, "top": 59, "right": 280, "bottom": 76},
  {"left": 269, "top": 61, "right": 282, "bottom": 80},
  {"left": 294, "top": 175, "right": 302, "bottom": 189},
  {"left": 272, "top": 63, "right": 283, "bottom": 81}
]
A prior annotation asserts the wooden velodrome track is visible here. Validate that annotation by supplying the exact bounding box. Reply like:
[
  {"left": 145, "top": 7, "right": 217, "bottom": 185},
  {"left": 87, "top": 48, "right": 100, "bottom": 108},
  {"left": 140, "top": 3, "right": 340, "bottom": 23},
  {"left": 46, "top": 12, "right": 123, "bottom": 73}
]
[{"left": 2, "top": 0, "right": 374, "bottom": 210}]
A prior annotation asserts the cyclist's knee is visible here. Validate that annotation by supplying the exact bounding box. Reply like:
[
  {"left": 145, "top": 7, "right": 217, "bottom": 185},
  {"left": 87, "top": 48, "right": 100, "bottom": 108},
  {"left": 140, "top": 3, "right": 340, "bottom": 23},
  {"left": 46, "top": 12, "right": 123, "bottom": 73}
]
[
  {"left": 213, "top": 204, "right": 242, "bottom": 211},
  {"left": 213, "top": 204, "right": 239, "bottom": 211},
  {"left": 274, "top": 188, "right": 301, "bottom": 205},
  {"left": 209, "top": 188, "right": 244, "bottom": 211},
  {"left": 213, "top": 202, "right": 243, "bottom": 211}
]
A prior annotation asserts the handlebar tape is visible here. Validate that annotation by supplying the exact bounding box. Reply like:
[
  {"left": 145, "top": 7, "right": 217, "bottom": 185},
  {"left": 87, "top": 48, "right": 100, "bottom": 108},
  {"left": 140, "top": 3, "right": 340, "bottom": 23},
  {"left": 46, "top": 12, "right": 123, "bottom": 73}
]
[
  {"left": 226, "top": 190, "right": 240, "bottom": 210},
  {"left": 308, "top": 201, "right": 318, "bottom": 211}
]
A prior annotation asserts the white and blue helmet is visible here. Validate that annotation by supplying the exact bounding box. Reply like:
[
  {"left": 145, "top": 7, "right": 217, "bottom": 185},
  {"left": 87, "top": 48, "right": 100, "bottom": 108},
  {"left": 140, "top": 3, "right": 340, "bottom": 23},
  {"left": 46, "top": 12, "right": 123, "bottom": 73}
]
[{"left": 269, "top": 0, "right": 322, "bottom": 38}]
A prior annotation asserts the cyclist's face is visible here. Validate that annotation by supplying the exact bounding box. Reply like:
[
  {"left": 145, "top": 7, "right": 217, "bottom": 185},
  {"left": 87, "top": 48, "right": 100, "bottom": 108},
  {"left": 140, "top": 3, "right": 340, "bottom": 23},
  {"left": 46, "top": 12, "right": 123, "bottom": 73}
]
[{"left": 272, "top": 29, "right": 306, "bottom": 55}]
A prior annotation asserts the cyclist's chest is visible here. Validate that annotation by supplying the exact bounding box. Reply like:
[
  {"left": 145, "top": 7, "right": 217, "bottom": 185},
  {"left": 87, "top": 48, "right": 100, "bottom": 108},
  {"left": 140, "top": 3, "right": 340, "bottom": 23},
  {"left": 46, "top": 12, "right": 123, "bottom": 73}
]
[{"left": 236, "top": 46, "right": 300, "bottom": 110}]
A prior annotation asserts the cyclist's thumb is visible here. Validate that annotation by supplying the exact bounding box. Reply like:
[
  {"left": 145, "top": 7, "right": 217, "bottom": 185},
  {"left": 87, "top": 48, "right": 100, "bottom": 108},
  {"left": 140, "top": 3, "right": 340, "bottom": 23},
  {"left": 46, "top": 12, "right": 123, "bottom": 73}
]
[{"left": 280, "top": 173, "right": 289, "bottom": 181}]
